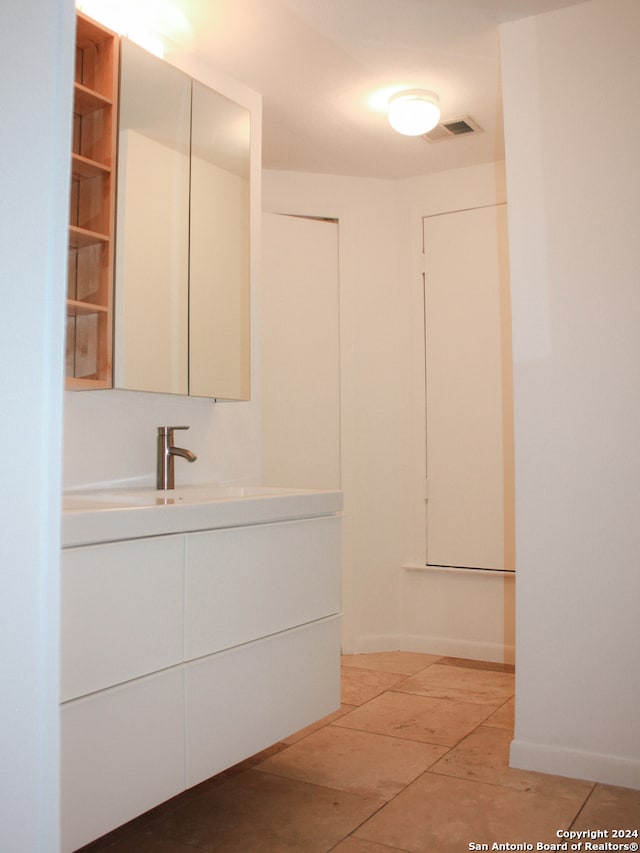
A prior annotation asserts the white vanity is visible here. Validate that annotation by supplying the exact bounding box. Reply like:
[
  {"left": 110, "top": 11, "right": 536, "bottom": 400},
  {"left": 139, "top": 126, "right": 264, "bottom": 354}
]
[
  {"left": 60, "top": 485, "right": 342, "bottom": 852},
  {"left": 61, "top": 12, "right": 334, "bottom": 849}
]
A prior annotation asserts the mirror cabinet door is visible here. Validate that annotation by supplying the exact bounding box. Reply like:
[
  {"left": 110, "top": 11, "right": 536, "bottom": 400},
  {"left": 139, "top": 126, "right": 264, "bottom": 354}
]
[
  {"left": 189, "top": 81, "right": 251, "bottom": 400},
  {"left": 114, "top": 39, "right": 251, "bottom": 400},
  {"left": 115, "top": 38, "right": 191, "bottom": 395}
]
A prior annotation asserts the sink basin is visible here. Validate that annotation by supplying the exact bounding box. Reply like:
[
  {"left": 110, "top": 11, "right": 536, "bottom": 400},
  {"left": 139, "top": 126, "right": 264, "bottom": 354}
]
[
  {"left": 62, "top": 483, "right": 342, "bottom": 547},
  {"left": 64, "top": 484, "right": 294, "bottom": 510}
]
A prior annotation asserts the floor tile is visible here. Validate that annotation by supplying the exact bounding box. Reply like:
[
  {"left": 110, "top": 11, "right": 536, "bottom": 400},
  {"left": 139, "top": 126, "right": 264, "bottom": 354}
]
[
  {"left": 332, "top": 837, "right": 410, "bottom": 853},
  {"left": 396, "top": 662, "right": 514, "bottom": 705},
  {"left": 355, "top": 771, "right": 586, "bottom": 853},
  {"left": 341, "top": 651, "right": 441, "bottom": 675},
  {"left": 75, "top": 796, "right": 189, "bottom": 852},
  {"left": 334, "top": 689, "right": 496, "bottom": 747},
  {"left": 431, "top": 725, "right": 594, "bottom": 800},
  {"left": 283, "top": 704, "right": 356, "bottom": 744},
  {"left": 572, "top": 783, "right": 640, "bottom": 829},
  {"left": 78, "top": 831, "right": 201, "bottom": 853},
  {"left": 341, "top": 666, "right": 407, "bottom": 706},
  {"left": 144, "top": 769, "right": 384, "bottom": 853},
  {"left": 484, "top": 697, "right": 515, "bottom": 731},
  {"left": 256, "top": 723, "right": 447, "bottom": 800},
  {"left": 438, "top": 656, "right": 515, "bottom": 674},
  {"left": 74, "top": 653, "right": 639, "bottom": 853}
]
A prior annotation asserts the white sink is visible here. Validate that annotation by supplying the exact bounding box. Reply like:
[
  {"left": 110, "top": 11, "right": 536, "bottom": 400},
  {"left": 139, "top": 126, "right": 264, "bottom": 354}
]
[
  {"left": 62, "top": 483, "right": 342, "bottom": 547},
  {"left": 64, "top": 484, "right": 293, "bottom": 509}
]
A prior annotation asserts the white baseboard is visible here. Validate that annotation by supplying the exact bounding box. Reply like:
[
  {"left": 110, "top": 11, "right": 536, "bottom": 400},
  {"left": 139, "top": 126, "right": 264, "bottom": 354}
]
[
  {"left": 342, "top": 633, "right": 514, "bottom": 664},
  {"left": 341, "top": 634, "right": 405, "bottom": 655},
  {"left": 510, "top": 738, "right": 640, "bottom": 790}
]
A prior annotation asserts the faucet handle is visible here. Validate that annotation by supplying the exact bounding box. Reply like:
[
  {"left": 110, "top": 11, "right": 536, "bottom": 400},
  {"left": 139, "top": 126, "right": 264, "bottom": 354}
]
[{"left": 158, "top": 425, "right": 190, "bottom": 435}]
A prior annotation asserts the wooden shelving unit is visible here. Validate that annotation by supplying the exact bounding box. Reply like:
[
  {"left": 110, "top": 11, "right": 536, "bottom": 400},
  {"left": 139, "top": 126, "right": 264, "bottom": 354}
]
[{"left": 66, "top": 12, "right": 118, "bottom": 389}]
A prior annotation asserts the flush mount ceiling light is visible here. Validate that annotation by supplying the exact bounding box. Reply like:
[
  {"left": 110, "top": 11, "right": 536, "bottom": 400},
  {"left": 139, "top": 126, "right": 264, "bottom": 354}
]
[{"left": 388, "top": 89, "right": 440, "bottom": 136}]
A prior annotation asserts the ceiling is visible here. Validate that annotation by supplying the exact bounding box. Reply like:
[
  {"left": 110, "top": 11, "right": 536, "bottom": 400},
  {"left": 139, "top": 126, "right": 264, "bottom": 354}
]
[{"left": 149, "top": 0, "right": 588, "bottom": 179}]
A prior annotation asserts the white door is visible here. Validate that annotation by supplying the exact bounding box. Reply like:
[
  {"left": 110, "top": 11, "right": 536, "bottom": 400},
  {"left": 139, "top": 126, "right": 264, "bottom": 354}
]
[
  {"left": 261, "top": 213, "right": 341, "bottom": 490},
  {"left": 424, "top": 205, "right": 514, "bottom": 570}
]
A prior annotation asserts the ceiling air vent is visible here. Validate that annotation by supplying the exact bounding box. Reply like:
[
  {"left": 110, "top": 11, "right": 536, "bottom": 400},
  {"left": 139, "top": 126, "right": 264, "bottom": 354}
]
[{"left": 422, "top": 116, "right": 483, "bottom": 142}]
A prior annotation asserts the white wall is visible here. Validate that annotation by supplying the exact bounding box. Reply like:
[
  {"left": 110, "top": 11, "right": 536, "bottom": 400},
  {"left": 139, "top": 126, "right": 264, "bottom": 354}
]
[
  {"left": 396, "top": 166, "right": 514, "bottom": 663},
  {"left": 261, "top": 213, "right": 341, "bottom": 491},
  {"left": 264, "top": 163, "right": 511, "bottom": 657},
  {"left": 501, "top": 0, "right": 640, "bottom": 788},
  {"left": 264, "top": 171, "right": 405, "bottom": 650},
  {"left": 0, "top": 1, "right": 74, "bottom": 849},
  {"left": 64, "top": 56, "right": 262, "bottom": 491}
]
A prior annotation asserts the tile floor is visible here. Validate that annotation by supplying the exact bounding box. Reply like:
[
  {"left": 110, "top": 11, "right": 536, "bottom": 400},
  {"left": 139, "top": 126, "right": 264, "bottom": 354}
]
[{"left": 79, "top": 652, "right": 639, "bottom": 852}]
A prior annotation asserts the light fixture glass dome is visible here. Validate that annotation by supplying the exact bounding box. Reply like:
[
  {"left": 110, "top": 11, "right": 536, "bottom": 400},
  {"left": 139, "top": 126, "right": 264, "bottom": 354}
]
[{"left": 388, "top": 89, "right": 440, "bottom": 136}]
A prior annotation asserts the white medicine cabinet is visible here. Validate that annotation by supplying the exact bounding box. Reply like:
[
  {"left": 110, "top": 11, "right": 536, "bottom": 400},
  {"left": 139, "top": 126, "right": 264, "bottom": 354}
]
[{"left": 114, "top": 38, "right": 251, "bottom": 399}]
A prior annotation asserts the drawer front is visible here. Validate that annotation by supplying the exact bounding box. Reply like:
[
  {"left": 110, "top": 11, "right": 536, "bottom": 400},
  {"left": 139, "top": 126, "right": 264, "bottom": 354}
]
[
  {"left": 61, "top": 668, "right": 185, "bottom": 852},
  {"left": 185, "top": 615, "right": 341, "bottom": 787},
  {"left": 61, "top": 536, "right": 184, "bottom": 701},
  {"left": 185, "top": 516, "right": 341, "bottom": 661}
]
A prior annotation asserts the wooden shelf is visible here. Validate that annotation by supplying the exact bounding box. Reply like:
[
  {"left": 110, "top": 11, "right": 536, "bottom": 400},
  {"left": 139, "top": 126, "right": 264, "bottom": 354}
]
[
  {"left": 65, "top": 376, "right": 112, "bottom": 391},
  {"left": 69, "top": 224, "right": 110, "bottom": 249},
  {"left": 73, "top": 83, "right": 113, "bottom": 115},
  {"left": 71, "top": 153, "right": 111, "bottom": 181},
  {"left": 75, "top": 13, "right": 114, "bottom": 52},
  {"left": 65, "top": 11, "right": 118, "bottom": 390},
  {"left": 66, "top": 299, "right": 110, "bottom": 317},
  {"left": 74, "top": 82, "right": 113, "bottom": 115}
]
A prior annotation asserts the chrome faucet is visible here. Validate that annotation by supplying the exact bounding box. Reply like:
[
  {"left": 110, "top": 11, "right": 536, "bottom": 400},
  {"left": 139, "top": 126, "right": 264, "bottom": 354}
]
[{"left": 157, "top": 426, "right": 197, "bottom": 490}]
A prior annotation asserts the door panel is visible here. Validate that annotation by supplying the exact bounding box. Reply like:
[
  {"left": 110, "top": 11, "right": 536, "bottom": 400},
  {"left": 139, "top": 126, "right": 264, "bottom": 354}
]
[
  {"left": 424, "top": 205, "right": 514, "bottom": 570},
  {"left": 261, "top": 213, "right": 341, "bottom": 490}
]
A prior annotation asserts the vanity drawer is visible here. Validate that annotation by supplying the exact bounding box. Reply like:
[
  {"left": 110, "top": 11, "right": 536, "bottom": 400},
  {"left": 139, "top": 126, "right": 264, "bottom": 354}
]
[
  {"left": 61, "top": 536, "right": 185, "bottom": 701},
  {"left": 185, "top": 615, "right": 341, "bottom": 787},
  {"left": 184, "top": 516, "right": 341, "bottom": 661},
  {"left": 61, "top": 668, "right": 185, "bottom": 852}
]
